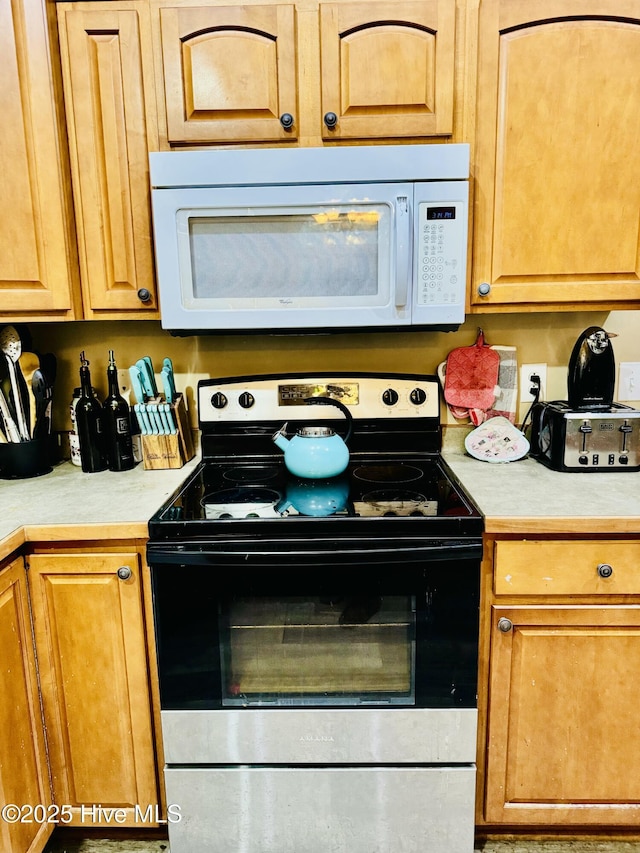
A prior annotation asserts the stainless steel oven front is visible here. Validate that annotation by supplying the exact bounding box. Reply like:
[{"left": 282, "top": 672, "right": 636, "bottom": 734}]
[{"left": 148, "top": 537, "right": 480, "bottom": 853}]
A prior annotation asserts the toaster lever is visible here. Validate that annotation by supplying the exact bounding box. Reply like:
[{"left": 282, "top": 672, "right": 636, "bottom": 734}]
[{"left": 579, "top": 419, "right": 592, "bottom": 452}]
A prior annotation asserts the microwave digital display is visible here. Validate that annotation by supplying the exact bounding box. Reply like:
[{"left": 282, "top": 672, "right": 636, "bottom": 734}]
[{"left": 426, "top": 207, "right": 456, "bottom": 220}]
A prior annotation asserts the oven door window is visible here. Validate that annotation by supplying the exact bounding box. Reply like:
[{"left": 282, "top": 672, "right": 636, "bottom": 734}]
[
  {"left": 151, "top": 554, "right": 479, "bottom": 711},
  {"left": 220, "top": 595, "right": 415, "bottom": 707}
]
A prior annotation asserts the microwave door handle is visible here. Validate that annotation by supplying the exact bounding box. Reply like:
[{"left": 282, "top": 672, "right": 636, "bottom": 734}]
[{"left": 394, "top": 195, "right": 410, "bottom": 308}]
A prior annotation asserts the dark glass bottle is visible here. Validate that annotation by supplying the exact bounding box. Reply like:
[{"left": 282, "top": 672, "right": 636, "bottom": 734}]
[
  {"left": 103, "top": 350, "right": 135, "bottom": 471},
  {"left": 76, "top": 352, "right": 107, "bottom": 473}
]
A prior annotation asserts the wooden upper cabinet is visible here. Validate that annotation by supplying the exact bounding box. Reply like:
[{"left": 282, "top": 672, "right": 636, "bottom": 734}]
[
  {"left": 153, "top": 0, "right": 457, "bottom": 146},
  {"left": 57, "top": 2, "right": 160, "bottom": 317},
  {"left": 472, "top": 0, "right": 640, "bottom": 310},
  {"left": 0, "top": 0, "right": 80, "bottom": 319},
  {"left": 158, "top": 3, "right": 298, "bottom": 143},
  {"left": 319, "top": 0, "right": 455, "bottom": 139}
]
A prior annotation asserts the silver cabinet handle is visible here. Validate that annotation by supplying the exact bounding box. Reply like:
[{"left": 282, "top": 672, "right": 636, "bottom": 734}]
[
  {"left": 497, "top": 617, "right": 513, "bottom": 633},
  {"left": 597, "top": 563, "right": 613, "bottom": 578},
  {"left": 117, "top": 566, "right": 132, "bottom": 580},
  {"left": 478, "top": 282, "right": 491, "bottom": 296}
]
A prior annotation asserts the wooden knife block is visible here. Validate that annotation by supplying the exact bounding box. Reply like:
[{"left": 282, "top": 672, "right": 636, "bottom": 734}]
[{"left": 141, "top": 394, "right": 195, "bottom": 470}]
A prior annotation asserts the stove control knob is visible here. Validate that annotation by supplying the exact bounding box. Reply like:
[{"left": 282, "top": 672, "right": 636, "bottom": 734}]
[
  {"left": 410, "top": 387, "right": 427, "bottom": 406},
  {"left": 239, "top": 392, "right": 255, "bottom": 409},
  {"left": 211, "top": 392, "right": 228, "bottom": 409},
  {"left": 382, "top": 388, "right": 399, "bottom": 406},
  {"left": 578, "top": 455, "right": 589, "bottom": 465}
]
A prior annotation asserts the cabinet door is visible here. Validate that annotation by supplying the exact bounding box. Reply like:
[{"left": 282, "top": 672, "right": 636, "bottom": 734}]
[
  {"left": 57, "top": 3, "right": 159, "bottom": 317},
  {"left": 485, "top": 604, "right": 640, "bottom": 825},
  {"left": 319, "top": 0, "right": 455, "bottom": 139},
  {"left": 472, "top": 0, "right": 640, "bottom": 309},
  {"left": 0, "top": 0, "right": 78, "bottom": 318},
  {"left": 28, "top": 552, "right": 158, "bottom": 827},
  {"left": 0, "top": 558, "right": 52, "bottom": 853},
  {"left": 158, "top": 3, "right": 298, "bottom": 143}
]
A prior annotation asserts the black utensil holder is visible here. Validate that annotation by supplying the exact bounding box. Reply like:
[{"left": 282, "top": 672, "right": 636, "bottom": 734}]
[{"left": 0, "top": 437, "right": 52, "bottom": 479}]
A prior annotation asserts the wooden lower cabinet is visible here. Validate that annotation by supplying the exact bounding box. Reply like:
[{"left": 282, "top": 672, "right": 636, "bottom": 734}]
[
  {"left": 482, "top": 537, "right": 640, "bottom": 827},
  {"left": 0, "top": 557, "right": 52, "bottom": 853},
  {"left": 27, "top": 550, "right": 159, "bottom": 828}
]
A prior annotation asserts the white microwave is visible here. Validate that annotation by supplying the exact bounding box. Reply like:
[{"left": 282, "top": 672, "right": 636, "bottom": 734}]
[{"left": 149, "top": 144, "right": 469, "bottom": 333}]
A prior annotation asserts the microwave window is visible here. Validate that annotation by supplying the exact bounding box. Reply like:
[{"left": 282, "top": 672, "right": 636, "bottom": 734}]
[{"left": 188, "top": 210, "right": 383, "bottom": 300}]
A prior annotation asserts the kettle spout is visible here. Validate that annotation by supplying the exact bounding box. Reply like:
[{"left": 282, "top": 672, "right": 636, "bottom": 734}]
[{"left": 272, "top": 422, "right": 290, "bottom": 452}]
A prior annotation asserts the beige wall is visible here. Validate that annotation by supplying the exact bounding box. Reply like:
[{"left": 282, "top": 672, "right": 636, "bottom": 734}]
[{"left": 27, "top": 309, "right": 640, "bottom": 433}]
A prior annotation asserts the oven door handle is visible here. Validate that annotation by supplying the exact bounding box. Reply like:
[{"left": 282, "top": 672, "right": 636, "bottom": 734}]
[{"left": 147, "top": 540, "right": 482, "bottom": 565}]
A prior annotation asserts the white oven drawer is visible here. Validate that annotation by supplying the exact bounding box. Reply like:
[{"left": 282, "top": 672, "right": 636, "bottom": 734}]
[{"left": 165, "top": 765, "right": 476, "bottom": 853}]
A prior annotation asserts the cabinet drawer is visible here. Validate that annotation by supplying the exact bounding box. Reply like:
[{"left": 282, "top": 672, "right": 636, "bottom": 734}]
[{"left": 494, "top": 540, "right": 640, "bottom": 595}]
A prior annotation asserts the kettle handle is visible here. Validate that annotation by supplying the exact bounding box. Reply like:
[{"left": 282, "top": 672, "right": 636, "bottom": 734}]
[{"left": 304, "top": 397, "right": 353, "bottom": 444}]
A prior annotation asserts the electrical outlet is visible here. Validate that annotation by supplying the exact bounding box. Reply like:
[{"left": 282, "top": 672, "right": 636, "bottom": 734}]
[
  {"left": 520, "top": 363, "right": 547, "bottom": 402},
  {"left": 619, "top": 362, "right": 640, "bottom": 401}
]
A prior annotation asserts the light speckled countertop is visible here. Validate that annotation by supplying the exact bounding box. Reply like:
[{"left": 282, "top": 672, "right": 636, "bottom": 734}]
[
  {"left": 444, "top": 451, "right": 640, "bottom": 534},
  {"left": 1, "top": 447, "right": 639, "bottom": 562},
  {"left": 0, "top": 457, "right": 200, "bottom": 557}
]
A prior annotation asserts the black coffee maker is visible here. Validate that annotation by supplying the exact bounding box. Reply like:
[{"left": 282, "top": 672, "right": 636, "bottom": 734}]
[{"left": 529, "top": 326, "right": 640, "bottom": 472}]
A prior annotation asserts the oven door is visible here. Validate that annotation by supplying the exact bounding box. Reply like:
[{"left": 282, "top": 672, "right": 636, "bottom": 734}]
[{"left": 149, "top": 537, "right": 480, "bottom": 713}]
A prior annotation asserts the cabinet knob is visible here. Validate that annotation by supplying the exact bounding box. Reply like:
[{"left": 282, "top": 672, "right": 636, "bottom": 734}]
[
  {"left": 323, "top": 112, "right": 338, "bottom": 129},
  {"left": 137, "top": 288, "right": 152, "bottom": 304},
  {"left": 478, "top": 282, "right": 491, "bottom": 296},
  {"left": 117, "top": 566, "right": 132, "bottom": 581},
  {"left": 497, "top": 617, "right": 513, "bottom": 633},
  {"left": 597, "top": 563, "right": 613, "bottom": 578},
  {"left": 279, "top": 113, "right": 294, "bottom": 130}
]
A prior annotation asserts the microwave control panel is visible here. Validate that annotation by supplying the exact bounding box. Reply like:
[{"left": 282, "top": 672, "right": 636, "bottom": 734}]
[{"left": 415, "top": 201, "right": 466, "bottom": 308}]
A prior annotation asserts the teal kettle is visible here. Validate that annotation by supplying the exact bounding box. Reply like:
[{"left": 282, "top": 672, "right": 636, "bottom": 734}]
[{"left": 272, "top": 397, "right": 353, "bottom": 479}]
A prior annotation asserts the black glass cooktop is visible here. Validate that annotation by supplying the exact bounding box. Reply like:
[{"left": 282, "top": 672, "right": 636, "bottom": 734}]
[{"left": 148, "top": 455, "right": 482, "bottom": 539}]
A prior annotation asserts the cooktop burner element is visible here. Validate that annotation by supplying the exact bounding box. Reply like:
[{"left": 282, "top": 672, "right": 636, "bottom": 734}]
[
  {"left": 149, "top": 372, "right": 483, "bottom": 538},
  {"left": 222, "top": 466, "right": 280, "bottom": 483},
  {"left": 353, "top": 464, "right": 423, "bottom": 483}
]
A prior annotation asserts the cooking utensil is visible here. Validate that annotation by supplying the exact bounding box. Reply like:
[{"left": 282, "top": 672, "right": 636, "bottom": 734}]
[
  {"left": 32, "top": 368, "right": 53, "bottom": 438},
  {"left": 0, "top": 386, "right": 20, "bottom": 442},
  {"left": 129, "top": 366, "right": 146, "bottom": 403},
  {"left": 157, "top": 404, "right": 171, "bottom": 434},
  {"left": 145, "top": 403, "right": 160, "bottom": 435},
  {"left": 19, "top": 351, "right": 40, "bottom": 437},
  {"left": 272, "top": 397, "right": 353, "bottom": 479},
  {"left": 0, "top": 325, "right": 29, "bottom": 440},
  {"left": 136, "top": 358, "right": 156, "bottom": 399},
  {"left": 161, "top": 366, "right": 175, "bottom": 404},
  {"left": 143, "top": 356, "right": 158, "bottom": 396},
  {"left": 162, "top": 403, "right": 177, "bottom": 434}
]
